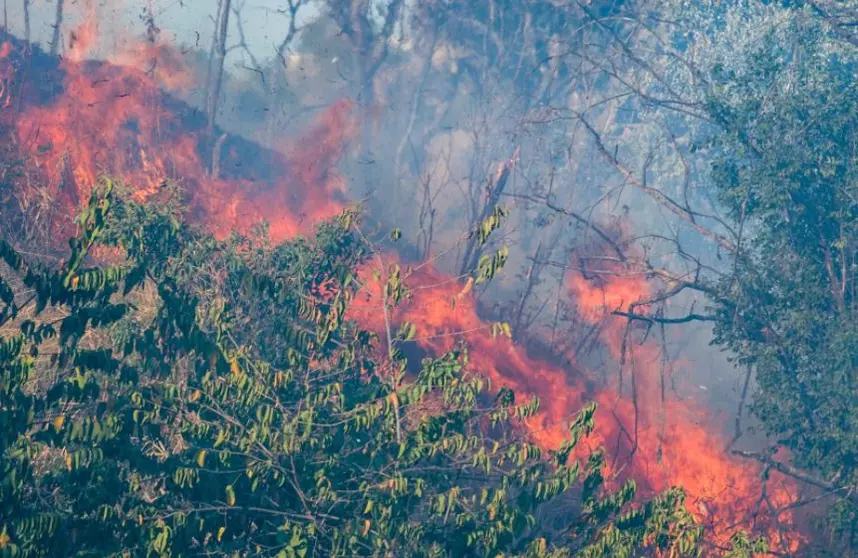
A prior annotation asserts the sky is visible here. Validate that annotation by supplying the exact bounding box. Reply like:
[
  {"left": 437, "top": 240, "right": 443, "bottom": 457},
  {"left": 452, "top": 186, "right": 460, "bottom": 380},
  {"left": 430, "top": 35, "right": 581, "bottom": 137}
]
[{"left": 12, "top": 0, "right": 321, "bottom": 62}]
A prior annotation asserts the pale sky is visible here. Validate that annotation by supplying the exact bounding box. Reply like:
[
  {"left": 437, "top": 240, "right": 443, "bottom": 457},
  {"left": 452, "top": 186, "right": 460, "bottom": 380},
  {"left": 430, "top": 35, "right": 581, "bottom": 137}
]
[{"left": 15, "top": 0, "right": 321, "bottom": 62}]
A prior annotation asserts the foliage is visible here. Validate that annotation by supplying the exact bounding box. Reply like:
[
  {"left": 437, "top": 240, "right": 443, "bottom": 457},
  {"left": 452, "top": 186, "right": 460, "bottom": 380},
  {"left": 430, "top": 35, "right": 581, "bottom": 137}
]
[
  {"left": 701, "top": 5, "right": 858, "bottom": 550},
  {"left": 0, "top": 178, "right": 718, "bottom": 557}
]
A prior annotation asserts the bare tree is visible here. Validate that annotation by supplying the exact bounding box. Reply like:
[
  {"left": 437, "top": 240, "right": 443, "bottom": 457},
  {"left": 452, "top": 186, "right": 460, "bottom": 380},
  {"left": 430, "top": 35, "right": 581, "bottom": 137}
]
[
  {"left": 49, "top": 0, "right": 64, "bottom": 55},
  {"left": 327, "top": 0, "right": 404, "bottom": 108},
  {"left": 325, "top": 0, "right": 404, "bottom": 196},
  {"left": 21, "top": 0, "right": 28, "bottom": 44},
  {"left": 206, "top": 0, "right": 232, "bottom": 138},
  {"left": 275, "top": 0, "right": 307, "bottom": 61},
  {"left": 204, "top": 0, "right": 233, "bottom": 176}
]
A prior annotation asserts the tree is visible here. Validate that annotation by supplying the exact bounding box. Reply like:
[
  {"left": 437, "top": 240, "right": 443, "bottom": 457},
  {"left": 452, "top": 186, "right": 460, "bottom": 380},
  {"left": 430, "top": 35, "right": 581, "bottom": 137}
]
[
  {"left": 49, "top": 0, "right": 64, "bottom": 56},
  {"left": 22, "top": 0, "right": 29, "bottom": 44},
  {"left": 0, "top": 178, "right": 728, "bottom": 556},
  {"left": 558, "top": 1, "right": 858, "bottom": 552},
  {"left": 205, "top": 0, "right": 233, "bottom": 174},
  {"left": 699, "top": 6, "right": 858, "bottom": 551}
]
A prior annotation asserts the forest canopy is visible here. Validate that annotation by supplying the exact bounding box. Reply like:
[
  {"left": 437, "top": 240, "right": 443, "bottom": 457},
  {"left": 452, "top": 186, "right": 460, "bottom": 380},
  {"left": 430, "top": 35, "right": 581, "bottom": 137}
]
[{"left": 0, "top": 180, "right": 753, "bottom": 557}]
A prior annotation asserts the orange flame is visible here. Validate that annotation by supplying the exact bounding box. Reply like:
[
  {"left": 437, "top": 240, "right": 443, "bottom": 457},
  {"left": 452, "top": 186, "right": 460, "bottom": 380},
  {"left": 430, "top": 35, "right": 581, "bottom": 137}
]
[
  {"left": 5, "top": 39, "right": 354, "bottom": 241},
  {"left": 347, "top": 258, "right": 805, "bottom": 554},
  {"left": 569, "top": 272, "right": 803, "bottom": 553},
  {"left": 0, "top": 31, "right": 808, "bottom": 554}
]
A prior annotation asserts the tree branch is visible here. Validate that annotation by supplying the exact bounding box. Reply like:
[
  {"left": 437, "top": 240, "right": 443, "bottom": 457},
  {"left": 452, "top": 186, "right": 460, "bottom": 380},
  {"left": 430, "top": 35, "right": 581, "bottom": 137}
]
[
  {"left": 731, "top": 449, "right": 852, "bottom": 495},
  {"left": 505, "top": 192, "right": 628, "bottom": 263},
  {"left": 612, "top": 310, "right": 716, "bottom": 324},
  {"left": 576, "top": 112, "right": 737, "bottom": 252}
]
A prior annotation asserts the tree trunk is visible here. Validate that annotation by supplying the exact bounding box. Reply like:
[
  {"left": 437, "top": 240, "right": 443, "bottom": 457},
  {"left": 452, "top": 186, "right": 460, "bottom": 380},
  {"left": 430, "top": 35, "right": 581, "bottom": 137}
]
[
  {"left": 459, "top": 150, "right": 517, "bottom": 278},
  {"left": 327, "top": 0, "right": 403, "bottom": 198},
  {"left": 206, "top": 0, "right": 232, "bottom": 173},
  {"left": 22, "top": 0, "right": 29, "bottom": 43},
  {"left": 50, "top": 0, "right": 64, "bottom": 55},
  {"left": 206, "top": 0, "right": 232, "bottom": 132}
]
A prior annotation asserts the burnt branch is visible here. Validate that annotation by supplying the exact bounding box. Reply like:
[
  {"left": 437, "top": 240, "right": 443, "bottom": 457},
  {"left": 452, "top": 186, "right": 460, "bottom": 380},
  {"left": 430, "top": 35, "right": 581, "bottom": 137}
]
[
  {"left": 575, "top": 112, "right": 737, "bottom": 252},
  {"left": 233, "top": 1, "right": 266, "bottom": 87},
  {"left": 459, "top": 149, "right": 519, "bottom": 277},
  {"left": 275, "top": 0, "right": 307, "bottom": 59},
  {"left": 505, "top": 192, "right": 628, "bottom": 263},
  {"left": 612, "top": 310, "right": 716, "bottom": 325},
  {"left": 206, "top": 0, "right": 233, "bottom": 139},
  {"left": 22, "top": 0, "right": 29, "bottom": 43},
  {"left": 732, "top": 449, "right": 853, "bottom": 495},
  {"left": 725, "top": 364, "right": 753, "bottom": 453},
  {"left": 49, "top": 0, "right": 64, "bottom": 56}
]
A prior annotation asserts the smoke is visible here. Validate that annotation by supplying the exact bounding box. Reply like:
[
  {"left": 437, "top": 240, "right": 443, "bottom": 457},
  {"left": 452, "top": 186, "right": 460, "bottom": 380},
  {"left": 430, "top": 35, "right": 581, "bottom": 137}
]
[{"left": 0, "top": 0, "right": 816, "bottom": 552}]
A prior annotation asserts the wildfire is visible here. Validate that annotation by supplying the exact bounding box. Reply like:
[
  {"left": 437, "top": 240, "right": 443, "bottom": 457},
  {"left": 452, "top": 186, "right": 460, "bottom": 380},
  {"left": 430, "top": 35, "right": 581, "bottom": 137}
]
[
  {"left": 348, "top": 258, "right": 804, "bottom": 554},
  {"left": 572, "top": 274, "right": 802, "bottom": 553},
  {"left": 4, "top": 28, "right": 352, "bottom": 242},
  {"left": 0, "top": 19, "right": 807, "bottom": 555}
]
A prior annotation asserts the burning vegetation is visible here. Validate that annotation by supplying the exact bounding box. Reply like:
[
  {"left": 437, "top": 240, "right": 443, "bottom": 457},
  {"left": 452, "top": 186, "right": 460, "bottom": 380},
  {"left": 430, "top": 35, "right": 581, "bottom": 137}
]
[{"left": 4, "top": 1, "right": 858, "bottom": 556}]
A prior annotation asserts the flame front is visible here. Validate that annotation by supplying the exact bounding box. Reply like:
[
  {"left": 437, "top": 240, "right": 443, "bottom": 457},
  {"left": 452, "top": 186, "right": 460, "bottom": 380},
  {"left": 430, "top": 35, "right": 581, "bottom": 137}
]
[
  {"left": 571, "top": 274, "right": 803, "bottom": 553},
  {"left": 0, "top": 29, "right": 806, "bottom": 555},
  {"left": 347, "top": 259, "right": 804, "bottom": 554},
  {"left": 5, "top": 34, "right": 352, "bottom": 241}
]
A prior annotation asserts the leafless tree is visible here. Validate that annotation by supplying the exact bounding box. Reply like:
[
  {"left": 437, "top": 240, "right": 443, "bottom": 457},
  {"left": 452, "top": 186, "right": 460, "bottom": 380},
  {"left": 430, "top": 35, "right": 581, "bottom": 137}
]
[
  {"left": 206, "top": 0, "right": 232, "bottom": 141},
  {"left": 324, "top": 0, "right": 404, "bottom": 197},
  {"left": 327, "top": 0, "right": 404, "bottom": 108},
  {"left": 275, "top": 0, "right": 307, "bottom": 61},
  {"left": 22, "top": 0, "right": 29, "bottom": 43},
  {"left": 49, "top": 0, "right": 64, "bottom": 55}
]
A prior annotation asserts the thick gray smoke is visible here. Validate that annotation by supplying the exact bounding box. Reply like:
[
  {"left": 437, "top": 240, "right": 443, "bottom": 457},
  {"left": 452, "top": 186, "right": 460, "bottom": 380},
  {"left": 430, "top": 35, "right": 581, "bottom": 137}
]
[{"left": 10, "top": 0, "right": 769, "bottom": 432}]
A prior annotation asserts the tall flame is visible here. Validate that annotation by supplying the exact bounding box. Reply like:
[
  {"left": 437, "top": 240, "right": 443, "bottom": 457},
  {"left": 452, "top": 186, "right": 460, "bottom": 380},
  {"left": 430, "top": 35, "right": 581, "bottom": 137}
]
[
  {"left": 570, "top": 274, "right": 803, "bottom": 553},
  {"left": 5, "top": 36, "right": 353, "bottom": 241},
  {"left": 348, "top": 258, "right": 804, "bottom": 553}
]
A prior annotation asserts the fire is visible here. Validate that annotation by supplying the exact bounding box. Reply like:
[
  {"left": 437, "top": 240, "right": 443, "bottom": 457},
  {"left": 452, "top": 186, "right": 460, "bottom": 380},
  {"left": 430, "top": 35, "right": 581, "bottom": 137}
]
[
  {"left": 0, "top": 20, "right": 808, "bottom": 554},
  {"left": 350, "top": 261, "right": 805, "bottom": 554},
  {"left": 66, "top": 2, "right": 99, "bottom": 63},
  {"left": 347, "top": 260, "right": 599, "bottom": 451},
  {"left": 570, "top": 272, "right": 803, "bottom": 553},
  {"left": 3, "top": 37, "right": 353, "bottom": 242}
]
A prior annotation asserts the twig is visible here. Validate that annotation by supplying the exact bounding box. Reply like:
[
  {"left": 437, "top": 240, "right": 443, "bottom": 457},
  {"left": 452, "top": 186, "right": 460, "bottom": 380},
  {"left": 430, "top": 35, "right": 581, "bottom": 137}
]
[{"left": 725, "top": 364, "right": 753, "bottom": 452}]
